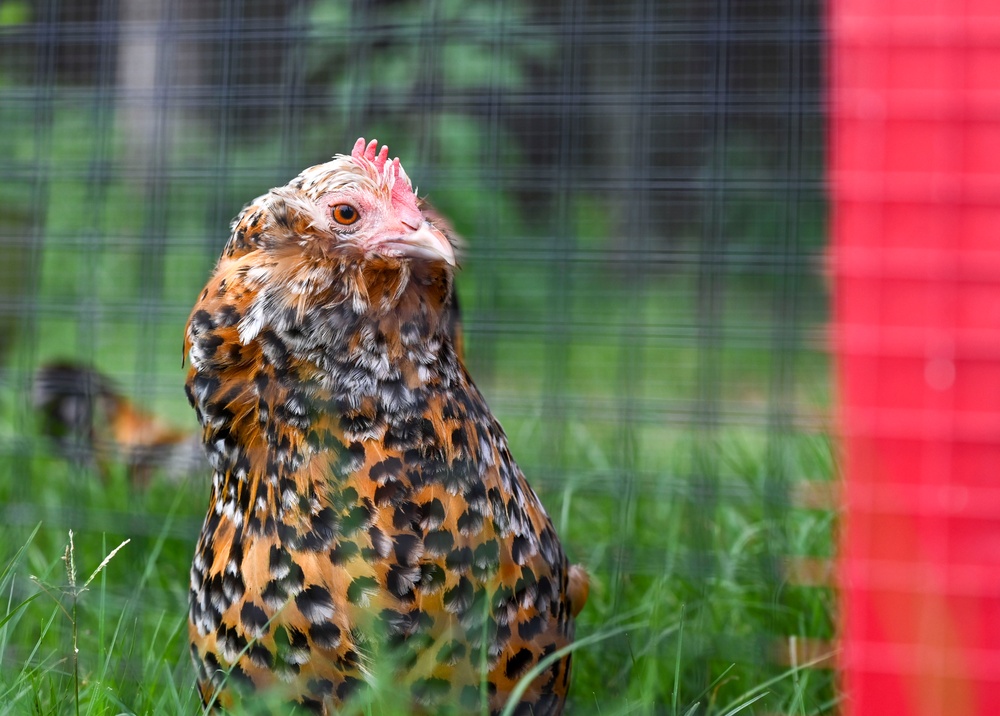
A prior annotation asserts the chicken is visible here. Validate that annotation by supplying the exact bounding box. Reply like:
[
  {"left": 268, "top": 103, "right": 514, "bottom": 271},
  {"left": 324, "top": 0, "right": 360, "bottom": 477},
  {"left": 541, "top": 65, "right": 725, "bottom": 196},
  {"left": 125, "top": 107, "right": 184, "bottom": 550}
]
[
  {"left": 33, "top": 361, "right": 202, "bottom": 484},
  {"left": 184, "top": 138, "right": 588, "bottom": 714}
]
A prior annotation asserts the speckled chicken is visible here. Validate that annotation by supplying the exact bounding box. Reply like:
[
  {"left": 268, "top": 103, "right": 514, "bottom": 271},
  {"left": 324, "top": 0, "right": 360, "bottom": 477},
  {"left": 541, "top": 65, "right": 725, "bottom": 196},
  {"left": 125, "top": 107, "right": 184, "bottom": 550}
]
[{"left": 184, "top": 139, "right": 588, "bottom": 714}]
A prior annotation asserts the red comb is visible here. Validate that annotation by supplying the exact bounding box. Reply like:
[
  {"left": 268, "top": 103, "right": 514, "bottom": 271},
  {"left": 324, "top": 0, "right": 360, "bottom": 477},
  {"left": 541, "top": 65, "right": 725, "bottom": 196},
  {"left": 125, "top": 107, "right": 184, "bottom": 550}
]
[
  {"left": 351, "top": 137, "right": 411, "bottom": 198},
  {"left": 352, "top": 137, "right": 391, "bottom": 174}
]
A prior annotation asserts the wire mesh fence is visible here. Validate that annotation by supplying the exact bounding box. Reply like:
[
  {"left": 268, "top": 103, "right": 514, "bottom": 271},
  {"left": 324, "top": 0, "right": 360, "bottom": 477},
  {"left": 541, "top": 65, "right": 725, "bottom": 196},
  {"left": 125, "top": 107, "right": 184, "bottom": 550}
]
[{"left": 0, "top": 1, "right": 833, "bottom": 713}]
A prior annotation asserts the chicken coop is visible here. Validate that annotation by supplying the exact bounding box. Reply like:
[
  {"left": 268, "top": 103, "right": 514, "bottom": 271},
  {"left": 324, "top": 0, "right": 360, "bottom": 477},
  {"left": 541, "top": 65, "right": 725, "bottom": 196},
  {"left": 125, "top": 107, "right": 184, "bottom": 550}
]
[{"left": 0, "top": 0, "right": 990, "bottom": 714}]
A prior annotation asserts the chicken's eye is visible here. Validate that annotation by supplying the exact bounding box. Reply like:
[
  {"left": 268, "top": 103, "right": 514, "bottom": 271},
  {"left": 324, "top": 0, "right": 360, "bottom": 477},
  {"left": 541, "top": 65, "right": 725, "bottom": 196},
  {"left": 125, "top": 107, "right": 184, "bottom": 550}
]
[{"left": 331, "top": 204, "right": 359, "bottom": 226}]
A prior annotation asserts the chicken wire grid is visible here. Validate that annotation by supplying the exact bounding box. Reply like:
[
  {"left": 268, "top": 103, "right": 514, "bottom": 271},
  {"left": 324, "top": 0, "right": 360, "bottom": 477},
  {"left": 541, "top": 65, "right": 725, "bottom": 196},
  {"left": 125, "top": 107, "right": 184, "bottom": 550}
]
[{"left": 0, "top": 1, "right": 832, "bottom": 714}]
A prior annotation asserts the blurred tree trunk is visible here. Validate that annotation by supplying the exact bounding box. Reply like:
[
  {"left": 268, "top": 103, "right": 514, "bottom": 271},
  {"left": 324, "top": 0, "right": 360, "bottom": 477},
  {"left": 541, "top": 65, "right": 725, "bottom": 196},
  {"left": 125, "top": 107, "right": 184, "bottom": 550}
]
[{"left": 117, "top": 0, "right": 206, "bottom": 176}]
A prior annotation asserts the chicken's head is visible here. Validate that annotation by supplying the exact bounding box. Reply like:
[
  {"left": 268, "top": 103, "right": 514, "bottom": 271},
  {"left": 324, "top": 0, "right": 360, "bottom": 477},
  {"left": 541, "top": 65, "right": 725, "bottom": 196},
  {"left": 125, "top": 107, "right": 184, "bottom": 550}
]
[{"left": 211, "top": 139, "right": 458, "bottom": 345}]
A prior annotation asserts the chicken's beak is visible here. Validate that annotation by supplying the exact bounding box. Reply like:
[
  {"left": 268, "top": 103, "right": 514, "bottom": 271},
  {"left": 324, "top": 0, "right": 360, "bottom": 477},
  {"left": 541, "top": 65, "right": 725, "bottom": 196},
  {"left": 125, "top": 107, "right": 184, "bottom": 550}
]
[{"left": 375, "top": 222, "right": 457, "bottom": 267}]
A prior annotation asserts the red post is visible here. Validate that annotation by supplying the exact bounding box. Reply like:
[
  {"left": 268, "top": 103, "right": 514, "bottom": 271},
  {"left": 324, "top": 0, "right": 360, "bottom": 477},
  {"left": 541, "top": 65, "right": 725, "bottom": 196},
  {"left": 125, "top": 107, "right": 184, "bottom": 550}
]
[{"left": 832, "top": 1, "right": 1000, "bottom": 713}]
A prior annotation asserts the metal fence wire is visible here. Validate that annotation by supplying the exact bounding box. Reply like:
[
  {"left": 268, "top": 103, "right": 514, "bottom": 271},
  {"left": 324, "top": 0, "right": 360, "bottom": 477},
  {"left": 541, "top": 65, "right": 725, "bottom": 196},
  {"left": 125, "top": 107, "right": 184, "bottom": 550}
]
[{"left": 0, "top": 1, "right": 833, "bottom": 714}]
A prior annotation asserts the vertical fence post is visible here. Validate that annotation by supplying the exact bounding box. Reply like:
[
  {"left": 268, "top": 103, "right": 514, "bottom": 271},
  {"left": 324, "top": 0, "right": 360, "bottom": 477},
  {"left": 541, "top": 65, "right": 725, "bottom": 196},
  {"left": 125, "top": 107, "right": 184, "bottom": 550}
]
[{"left": 833, "top": 1, "right": 1000, "bottom": 713}]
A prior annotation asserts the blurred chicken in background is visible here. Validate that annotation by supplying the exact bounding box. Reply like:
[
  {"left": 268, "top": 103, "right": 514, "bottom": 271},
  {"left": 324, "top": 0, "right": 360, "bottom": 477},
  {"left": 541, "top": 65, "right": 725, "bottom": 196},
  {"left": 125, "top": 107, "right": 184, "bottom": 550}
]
[{"left": 33, "top": 361, "right": 204, "bottom": 485}]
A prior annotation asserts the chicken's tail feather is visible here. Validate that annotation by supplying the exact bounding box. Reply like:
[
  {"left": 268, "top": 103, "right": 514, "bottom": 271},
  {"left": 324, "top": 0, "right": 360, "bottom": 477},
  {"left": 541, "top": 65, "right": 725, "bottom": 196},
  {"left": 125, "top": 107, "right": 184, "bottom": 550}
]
[{"left": 568, "top": 564, "right": 590, "bottom": 618}]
